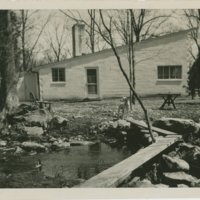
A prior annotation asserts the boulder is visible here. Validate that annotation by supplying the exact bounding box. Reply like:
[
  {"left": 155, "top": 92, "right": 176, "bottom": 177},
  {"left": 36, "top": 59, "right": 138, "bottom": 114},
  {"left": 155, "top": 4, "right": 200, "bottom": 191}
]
[
  {"left": 9, "top": 103, "right": 37, "bottom": 117},
  {"left": 117, "top": 119, "right": 131, "bottom": 129},
  {"left": 15, "top": 146, "right": 24, "bottom": 154},
  {"left": 50, "top": 115, "right": 68, "bottom": 129},
  {"left": 98, "top": 121, "right": 110, "bottom": 132},
  {"left": 140, "top": 129, "right": 158, "bottom": 138},
  {"left": 162, "top": 154, "right": 190, "bottom": 171},
  {"left": 126, "top": 176, "right": 140, "bottom": 187},
  {"left": 43, "top": 142, "right": 52, "bottom": 148},
  {"left": 13, "top": 109, "right": 53, "bottom": 128},
  {"left": 70, "top": 140, "right": 94, "bottom": 146},
  {"left": 177, "top": 184, "right": 189, "bottom": 188},
  {"left": 134, "top": 179, "right": 169, "bottom": 188},
  {"left": 191, "top": 179, "right": 200, "bottom": 187},
  {"left": 153, "top": 118, "right": 200, "bottom": 135},
  {"left": 49, "top": 136, "right": 57, "bottom": 143},
  {"left": 109, "top": 121, "right": 118, "bottom": 129},
  {"left": 154, "top": 183, "right": 169, "bottom": 188},
  {"left": 179, "top": 143, "right": 196, "bottom": 151},
  {"left": 0, "top": 140, "right": 7, "bottom": 147},
  {"left": 52, "top": 140, "right": 70, "bottom": 149},
  {"left": 24, "top": 126, "right": 44, "bottom": 138},
  {"left": 21, "top": 141, "right": 46, "bottom": 152},
  {"left": 163, "top": 171, "right": 198, "bottom": 185},
  {"left": 180, "top": 145, "right": 200, "bottom": 166}
]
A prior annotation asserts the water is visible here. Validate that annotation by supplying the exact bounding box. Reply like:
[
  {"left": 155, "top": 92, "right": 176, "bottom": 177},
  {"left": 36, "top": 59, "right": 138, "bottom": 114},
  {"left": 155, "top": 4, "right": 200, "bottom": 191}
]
[{"left": 0, "top": 143, "right": 132, "bottom": 182}]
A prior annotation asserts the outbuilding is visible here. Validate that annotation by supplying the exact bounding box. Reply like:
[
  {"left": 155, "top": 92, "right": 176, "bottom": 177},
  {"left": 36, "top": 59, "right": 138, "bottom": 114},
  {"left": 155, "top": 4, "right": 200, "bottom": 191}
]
[{"left": 21, "top": 25, "right": 193, "bottom": 101}]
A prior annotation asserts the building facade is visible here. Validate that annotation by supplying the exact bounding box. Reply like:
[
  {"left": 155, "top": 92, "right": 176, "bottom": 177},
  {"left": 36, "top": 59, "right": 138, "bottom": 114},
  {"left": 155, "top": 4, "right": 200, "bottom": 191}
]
[{"left": 20, "top": 28, "right": 193, "bottom": 101}]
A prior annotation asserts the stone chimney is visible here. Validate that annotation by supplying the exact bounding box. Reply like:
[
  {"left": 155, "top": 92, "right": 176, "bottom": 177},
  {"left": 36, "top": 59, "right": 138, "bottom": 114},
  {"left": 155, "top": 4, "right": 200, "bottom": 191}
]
[{"left": 72, "top": 22, "right": 85, "bottom": 57}]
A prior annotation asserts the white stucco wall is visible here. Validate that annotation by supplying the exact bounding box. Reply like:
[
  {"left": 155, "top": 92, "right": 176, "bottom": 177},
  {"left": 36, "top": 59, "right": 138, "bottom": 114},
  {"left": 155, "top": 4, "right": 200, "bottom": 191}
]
[{"left": 37, "top": 31, "right": 191, "bottom": 100}]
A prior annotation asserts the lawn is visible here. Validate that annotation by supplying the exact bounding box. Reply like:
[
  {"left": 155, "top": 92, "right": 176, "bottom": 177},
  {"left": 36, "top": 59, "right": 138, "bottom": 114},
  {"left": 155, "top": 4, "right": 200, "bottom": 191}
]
[{"left": 52, "top": 96, "right": 200, "bottom": 133}]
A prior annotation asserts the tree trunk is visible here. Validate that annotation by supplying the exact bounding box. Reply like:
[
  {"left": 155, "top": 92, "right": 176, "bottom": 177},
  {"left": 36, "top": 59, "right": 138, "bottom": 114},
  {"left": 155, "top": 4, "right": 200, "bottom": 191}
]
[
  {"left": 21, "top": 10, "right": 26, "bottom": 71},
  {"left": 0, "top": 10, "right": 19, "bottom": 118},
  {"left": 111, "top": 45, "right": 155, "bottom": 143},
  {"left": 127, "top": 10, "right": 133, "bottom": 110},
  {"left": 130, "top": 10, "right": 135, "bottom": 104}
]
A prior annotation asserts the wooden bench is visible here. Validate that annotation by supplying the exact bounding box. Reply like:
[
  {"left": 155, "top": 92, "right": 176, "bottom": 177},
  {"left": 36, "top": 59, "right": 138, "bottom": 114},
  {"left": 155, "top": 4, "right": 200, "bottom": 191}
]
[{"left": 29, "top": 92, "right": 52, "bottom": 112}]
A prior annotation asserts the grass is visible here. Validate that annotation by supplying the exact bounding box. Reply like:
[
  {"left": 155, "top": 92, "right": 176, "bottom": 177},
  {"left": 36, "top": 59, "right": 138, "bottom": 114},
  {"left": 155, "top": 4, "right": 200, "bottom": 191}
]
[{"left": 52, "top": 96, "right": 200, "bottom": 126}]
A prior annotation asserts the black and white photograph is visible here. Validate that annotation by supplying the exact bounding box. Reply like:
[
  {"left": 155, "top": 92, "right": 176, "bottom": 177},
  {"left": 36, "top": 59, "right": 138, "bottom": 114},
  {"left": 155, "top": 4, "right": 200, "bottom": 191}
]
[{"left": 0, "top": 6, "right": 200, "bottom": 191}]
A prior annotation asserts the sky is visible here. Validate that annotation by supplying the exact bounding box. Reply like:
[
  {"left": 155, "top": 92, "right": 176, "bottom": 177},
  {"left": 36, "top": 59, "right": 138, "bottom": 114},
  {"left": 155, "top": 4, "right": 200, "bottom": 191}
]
[{"left": 18, "top": 9, "right": 189, "bottom": 65}]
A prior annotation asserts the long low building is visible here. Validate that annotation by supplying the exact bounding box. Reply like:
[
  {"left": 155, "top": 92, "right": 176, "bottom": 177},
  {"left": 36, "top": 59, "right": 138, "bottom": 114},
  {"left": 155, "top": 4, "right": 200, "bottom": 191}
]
[{"left": 19, "top": 25, "right": 194, "bottom": 101}]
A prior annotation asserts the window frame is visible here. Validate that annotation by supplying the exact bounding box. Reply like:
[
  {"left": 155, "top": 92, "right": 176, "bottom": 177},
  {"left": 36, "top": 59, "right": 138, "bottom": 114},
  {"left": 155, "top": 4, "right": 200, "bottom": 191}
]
[
  {"left": 157, "top": 65, "right": 182, "bottom": 80},
  {"left": 85, "top": 67, "right": 99, "bottom": 97},
  {"left": 51, "top": 68, "right": 66, "bottom": 83},
  {"left": 87, "top": 68, "right": 98, "bottom": 95}
]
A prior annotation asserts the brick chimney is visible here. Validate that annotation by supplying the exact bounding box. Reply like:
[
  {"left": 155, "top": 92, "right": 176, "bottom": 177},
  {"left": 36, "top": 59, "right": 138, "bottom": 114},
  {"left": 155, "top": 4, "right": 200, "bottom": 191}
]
[{"left": 72, "top": 22, "right": 85, "bottom": 57}]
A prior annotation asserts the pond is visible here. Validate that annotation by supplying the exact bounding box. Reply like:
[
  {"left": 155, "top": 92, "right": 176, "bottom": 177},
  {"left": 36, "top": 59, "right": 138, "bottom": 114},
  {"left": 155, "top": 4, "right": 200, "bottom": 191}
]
[{"left": 0, "top": 143, "right": 133, "bottom": 187}]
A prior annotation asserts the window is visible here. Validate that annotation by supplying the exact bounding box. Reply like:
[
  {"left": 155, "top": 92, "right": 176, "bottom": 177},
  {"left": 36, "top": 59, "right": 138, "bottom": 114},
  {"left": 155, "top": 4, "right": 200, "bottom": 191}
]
[
  {"left": 52, "top": 68, "right": 65, "bottom": 82},
  {"left": 87, "top": 69, "right": 98, "bottom": 95},
  {"left": 157, "top": 65, "right": 182, "bottom": 79}
]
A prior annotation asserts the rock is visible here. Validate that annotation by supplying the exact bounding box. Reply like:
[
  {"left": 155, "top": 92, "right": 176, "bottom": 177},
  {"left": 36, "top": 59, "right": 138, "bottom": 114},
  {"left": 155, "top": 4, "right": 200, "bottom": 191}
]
[
  {"left": 109, "top": 121, "right": 118, "bottom": 129},
  {"left": 181, "top": 145, "right": 200, "bottom": 166},
  {"left": 177, "top": 184, "right": 189, "bottom": 188},
  {"left": 13, "top": 109, "right": 53, "bottom": 128},
  {"left": 140, "top": 129, "right": 158, "bottom": 138},
  {"left": 9, "top": 104, "right": 37, "bottom": 117},
  {"left": 52, "top": 141, "right": 70, "bottom": 149},
  {"left": 179, "top": 143, "right": 196, "bottom": 150},
  {"left": 50, "top": 115, "right": 68, "bottom": 129},
  {"left": 126, "top": 176, "right": 140, "bottom": 187},
  {"left": 0, "top": 140, "right": 7, "bottom": 147},
  {"left": 29, "top": 151, "right": 37, "bottom": 156},
  {"left": 43, "top": 142, "right": 52, "bottom": 148},
  {"left": 21, "top": 141, "right": 46, "bottom": 152},
  {"left": 191, "top": 179, "right": 200, "bottom": 187},
  {"left": 117, "top": 119, "right": 131, "bottom": 129},
  {"left": 162, "top": 154, "right": 190, "bottom": 171},
  {"left": 49, "top": 136, "right": 57, "bottom": 143},
  {"left": 72, "top": 115, "right": 83, "bottom": 119},
  {"left": 153, "top": 118, "right": 200, "bottom": 135},
  {"left": 15, "top": 146, "right": 24, "bottom": 154},
  {"left": 154, "top": 184, "right": 169, "bottom": 188},
  {"left": 121, "top": 131, "right": 127, "bottom": 135},
  {"left": 134, "top": 179, "right": 153, "bottom": 187},
  {"left": 98, "top": 121, "right": 110, "bottom": 132},
  {"left": 134, "top": 179, "right": 169, "bottom": 188},
  {"left": 24, "top": 126, "right": 44, "bottom": 138},
  {"left": 163, "top": 171, "right": 198, "bottom": 185},
  {"left": 70, "top": 140, "right": 94, "bottom": 146}
]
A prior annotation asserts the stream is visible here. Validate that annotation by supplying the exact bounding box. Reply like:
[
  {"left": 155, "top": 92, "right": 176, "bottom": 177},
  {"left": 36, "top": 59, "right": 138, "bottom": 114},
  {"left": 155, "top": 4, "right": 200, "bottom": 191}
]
[{"left": 0, "top": 143, "right": 133, "bottom": 187}]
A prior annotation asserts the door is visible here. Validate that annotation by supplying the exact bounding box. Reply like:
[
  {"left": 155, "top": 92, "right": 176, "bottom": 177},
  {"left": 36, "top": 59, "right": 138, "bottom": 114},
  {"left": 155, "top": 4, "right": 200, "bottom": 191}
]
[{"left": 86, "top": 68, "right": 98, "bottom": 97}]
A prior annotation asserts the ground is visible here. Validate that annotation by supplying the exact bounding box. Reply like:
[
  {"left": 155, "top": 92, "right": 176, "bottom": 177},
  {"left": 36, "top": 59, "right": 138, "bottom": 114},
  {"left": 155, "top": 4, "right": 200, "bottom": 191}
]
[
  {"left": 52, "top": 96, "right": 200, "bottom": 130},
  {"left": 1, "top": 95, "right": 199, "bottom": 188}
]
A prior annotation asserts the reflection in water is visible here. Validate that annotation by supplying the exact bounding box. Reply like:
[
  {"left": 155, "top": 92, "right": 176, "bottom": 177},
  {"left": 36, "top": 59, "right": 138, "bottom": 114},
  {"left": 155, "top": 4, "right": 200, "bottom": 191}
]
[
  {"left": 88, "top": 143, "right": 102, "bottom": 156},
  {"left": 1, "top": 143, "right": 132, "bottom": 181}
]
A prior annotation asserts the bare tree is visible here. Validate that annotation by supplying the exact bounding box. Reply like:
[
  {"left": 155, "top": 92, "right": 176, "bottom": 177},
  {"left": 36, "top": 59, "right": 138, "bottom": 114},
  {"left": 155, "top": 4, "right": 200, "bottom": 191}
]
[
  {"left": 19, "top": 10, "right": 51, "bottom": 71},
  {"left": 114, "top": 9, "right": 170, "bottom": 44},
  {"left": 45, "top": 23, "right": 70, "bottom": 62},
  {"left": 60, "top": 9, "right": 106, "bottom": 53},
  {"left": 90, "top": 10, "right": 155, "bottom": 142}
]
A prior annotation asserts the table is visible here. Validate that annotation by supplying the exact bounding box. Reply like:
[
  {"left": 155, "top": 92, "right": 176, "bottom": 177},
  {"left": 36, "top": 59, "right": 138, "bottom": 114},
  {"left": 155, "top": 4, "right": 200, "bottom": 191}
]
[{"left": 159, "top": 93, "right": 181, "bottom": 110}]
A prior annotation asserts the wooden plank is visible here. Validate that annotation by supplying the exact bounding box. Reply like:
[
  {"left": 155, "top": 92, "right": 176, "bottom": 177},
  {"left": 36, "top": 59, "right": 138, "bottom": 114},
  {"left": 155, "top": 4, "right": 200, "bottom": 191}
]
[
  {"left": 76, "top": 136, "right": 181, "bottom": 188},
  {"left": 126, "top": 118, "right": 178, "bottom": 136}
]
